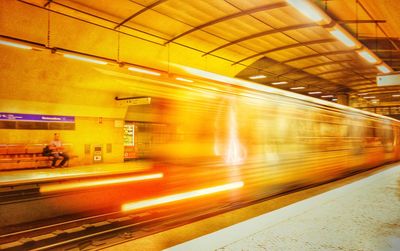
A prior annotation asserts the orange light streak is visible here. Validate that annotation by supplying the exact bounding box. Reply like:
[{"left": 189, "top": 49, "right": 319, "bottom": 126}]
[
  {"left": 40, "top": 173, "right": 163, "bottom": 193},
  {"left": 121, "top": 181, "right": 244, "bottom": 212}
]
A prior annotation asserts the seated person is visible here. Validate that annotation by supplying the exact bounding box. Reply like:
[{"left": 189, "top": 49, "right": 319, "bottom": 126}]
[{"left": 49, "top": 133, "right": 69, "bottom": 168}]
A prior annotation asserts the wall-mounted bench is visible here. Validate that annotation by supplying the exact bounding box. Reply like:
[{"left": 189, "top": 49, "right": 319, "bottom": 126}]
[{"left": 0, "top": 145, "right": 77, "bottom": 171}]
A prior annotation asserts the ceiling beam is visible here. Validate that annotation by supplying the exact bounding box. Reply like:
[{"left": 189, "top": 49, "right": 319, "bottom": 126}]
[
  {"left": 336, "top": 19, "right": 386, "bottom": 24},
  {"left": 357, "top": 0, "right": 400, "bottom": 51},
  {"left": 232, "top": 38, "right": 335, "bottom": 65},
  {"left": 164, "top": 2, "right": 288, "bottom": 44},
  {"left": 115, "top": 0, "right": 168, "bottom": 29},
  {"left": 43, "top": 0, "right": 52, "bottom": 7},
  {"left": 203, "top": 23, "right": 319, "bottom": 56}
]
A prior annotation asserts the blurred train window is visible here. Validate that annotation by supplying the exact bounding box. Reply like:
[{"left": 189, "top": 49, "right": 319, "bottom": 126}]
[{"left": 320, "top": 123, "right": 346, "bottom": 137}]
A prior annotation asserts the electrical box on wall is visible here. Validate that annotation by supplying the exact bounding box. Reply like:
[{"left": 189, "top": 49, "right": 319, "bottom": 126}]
[
  {"left": 93, "top": 145, "right": 103, "bottom": 163},
  {"left": 377, "top": 72, "right": 400, "bottom": 86}
]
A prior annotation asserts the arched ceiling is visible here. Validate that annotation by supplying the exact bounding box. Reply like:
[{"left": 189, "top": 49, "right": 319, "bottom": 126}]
[{"left": 4, "top": 0, "right": 400, "bottom": 105}]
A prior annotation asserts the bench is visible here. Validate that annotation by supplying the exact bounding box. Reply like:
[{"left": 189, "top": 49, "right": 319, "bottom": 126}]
[{"left": 0, "top": 145, "right": 77, "bottom": 171}]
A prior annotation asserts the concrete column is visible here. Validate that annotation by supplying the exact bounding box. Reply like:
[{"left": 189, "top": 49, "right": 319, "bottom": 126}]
[{"left": 337, "top": 93, "right": 349, "bottom": 106}]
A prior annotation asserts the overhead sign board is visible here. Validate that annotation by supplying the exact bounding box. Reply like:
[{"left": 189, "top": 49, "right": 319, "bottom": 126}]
[
  {"left": 377, "top": 72, "right": 400, "bottom": 87},
  {"left": 116, "top": 97, "right": 151, "bottom": 106}
]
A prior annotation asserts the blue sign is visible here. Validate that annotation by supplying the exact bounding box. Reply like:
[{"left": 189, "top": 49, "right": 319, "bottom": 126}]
[{"left": 0, "top": 113, "right": 75, "bottom": 123}]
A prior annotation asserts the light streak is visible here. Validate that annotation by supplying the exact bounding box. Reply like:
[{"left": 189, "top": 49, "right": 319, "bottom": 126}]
[
  {"left": 122, "top": 181, "right": 244, "bottom": 212},
  {"left": 40, "top": 173, "right": 163, "bottom": 193}
]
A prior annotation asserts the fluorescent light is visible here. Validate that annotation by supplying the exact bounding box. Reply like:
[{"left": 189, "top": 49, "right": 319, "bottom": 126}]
[
  {"left": 357, "top": 50, "right": 377, "bottom": 63},
  {"left": 128, "top": 67, "right": 161, "bottom": 76},
  {"left": 271, "top": 81, "right": 288, "bottom": 85},
  {"left": 364, "top": 96, "right": 376, "bottom": 99},
  {"left": 63, "top": 53, "right": 108, "bottom": 65},
  {"left": 249, "top": 75, "right": 266, "bottom": 80},
  {"left": 332, "top": 98, "right": 338, "bottom": 101},
  {"left": 392, "top": 94, "right": 400, "bottom": 97},
  {"left": 377, "top": 65, "right": 390, "bottom": 73},
  {"left": 287, "top": 0, "right": 324, "bottom": 22},
  {"left": 176, "top": 77, "right": 194, "bottom": 83},
  {"left": 122, "top": 181, "right": 244, "bottom": 212},
  {"left": 308, "top": 91, "right": 322, "bottom": 94},
  {"left": 0, "top": 40, "right": 32, "bottom": 50},
  {"left": 290, "top": 86, "right": 305, "bottom": 90},
  {"left": 329, "top": 29, "right": 356, "bottom": 47},
  {"left": 321, "top": 95, "right": 334, "bottom": 98},
  {"left": 358, "top": 93, "right": 368, "bottom": 96}
]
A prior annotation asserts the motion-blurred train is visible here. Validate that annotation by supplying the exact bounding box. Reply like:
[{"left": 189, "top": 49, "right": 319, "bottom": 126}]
[{"left": 123, "top": 66, "right": 400, "bottom": 200}]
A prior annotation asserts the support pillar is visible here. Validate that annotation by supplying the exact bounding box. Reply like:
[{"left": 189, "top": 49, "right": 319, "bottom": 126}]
[{"left": 337, "top": 93, "right": 349, "bottom": 106}]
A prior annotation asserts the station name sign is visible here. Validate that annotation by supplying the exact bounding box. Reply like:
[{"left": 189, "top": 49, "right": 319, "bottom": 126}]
[{"left": 0, "top": 112, "right": 75, "bottom": 123}]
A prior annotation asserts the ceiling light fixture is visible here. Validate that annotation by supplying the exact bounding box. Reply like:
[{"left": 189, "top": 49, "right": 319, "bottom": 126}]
[
  {"left": 271, "top": 81, "right": 288, "bottom": 85},
  {"left": 364, "top": 96, "right": 376, "bottom": 99},
  {"left": 0, "top": 39, "right": 32, "bottom": 50},
  {"left": 249, "top": 75, "right": 266, "bottom": 80},
  {"left": 329, "top": 28, "right": 356, "bottom": 47},
  {"left": 321, "top": 95, "right": 334, "bottom": 98},
  {"left": 357, "top": 50, "right": 378, "bottom": 64},
  {"left": 308, "top": 91, "right": 322, "bottom": 94},
  {"left": 128, "top": 67, "right": 161, "bottom": 76},
  {"left": 176, "top": 77, "right": 194, "bottom": 83},
  {"left": 358, "top": 93, "right": 368, "bottom": 96},
  {"left": 377, "top": 65, "right": 391, "bottom": 73},
  {"left": 332, "top": 98, "right": 338, "bottom": 101},
  {"left": 290, "top": 86, "right": 305, "bottom": 90},
  {"left": 392, "top": 94, "right": 400, "bottom": 97},
  {"left": 63, "top": 53, "right": 108, "bottom": 65},
  {"left": 286, "top": 0, "right": 324, "bottom": 22}
]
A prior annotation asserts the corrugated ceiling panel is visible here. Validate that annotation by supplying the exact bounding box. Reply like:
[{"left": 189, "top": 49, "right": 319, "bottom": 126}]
[
  {"left": 203, "top": 16, "right": 271, "bottom": 41},
  {"left": 70, "top": 0, "right": 141, "bottom": 20},
  {"left": 267, "top": 47, "right": 316, "bottom": 61},
  {"left": 224, "top": 0, "right": 283, "bottom": 10},
  {"left": 154, "top": 0, "right": 237, "bottom": 27},
  {"left": 238, "top": 33, "right": 296, "bottom": 52},
  {"left": 252, "top": 6, "right": 311, "bottom": 28},
  {"left": 284, "top": 27, "right": 331, "bottom": 42}
]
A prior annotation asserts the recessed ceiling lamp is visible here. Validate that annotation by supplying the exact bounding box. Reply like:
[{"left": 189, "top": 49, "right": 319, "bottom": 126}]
[
  {"left": 286, "top": 0, "right": 324, "bottom": 22},
  {"left": 308, "top": 91, "right": 322, "bottom": 94},
  {"left": 128, "top": 67, "right": 161, "bottom": 76},
  {"left": 377, "top": 65, "right": 391, "bottom": 73},
  {"left": 0, "top": 39, "right": 32, "bottom": 50},
  {"left": 271, "top": 81, "right": 288, "bottom": 85},
  {"left": 357, "top": 50, "right": 378, "bottom": 64},
  {"left": 63, "top": 53, "right": 108, "bottom": 65},
  {"left": 321, "top": 95, "right": 334, "bottom": 98},
  {"left": 329, "top": 28, "right": 356, "bottom": 47},
  {"left": 176, "top": 77, "right": 194, "bottom": 83},
  {"left": 249, "top": 75, "right": 266, "bottom": 80},
  {"left": 290, "top": 86, "right": 305, "bottom": 90}
]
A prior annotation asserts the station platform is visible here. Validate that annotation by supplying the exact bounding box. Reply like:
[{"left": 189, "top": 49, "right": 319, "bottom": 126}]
[
  {"left": 108, "top": 163, "right": 400, "bottom": 251},
  {"left": 0, "top": 161, "right": 153, "bottom": 187}
]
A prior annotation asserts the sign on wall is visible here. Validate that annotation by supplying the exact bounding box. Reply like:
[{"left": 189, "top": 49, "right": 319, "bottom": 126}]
[
  {"left": 0, "top": 113, "right": 75, "bottom": 123},
  {"left": 0, "top": 113, "right": 75, "bottom": 130}
]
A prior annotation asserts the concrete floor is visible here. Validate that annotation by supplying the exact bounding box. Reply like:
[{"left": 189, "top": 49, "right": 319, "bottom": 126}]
[
  {"left": 0, "top": 161, "right": 152, "bottom": 186},
  {"left": 166, "top": 164, "right": 400, "bottom": 251}
]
